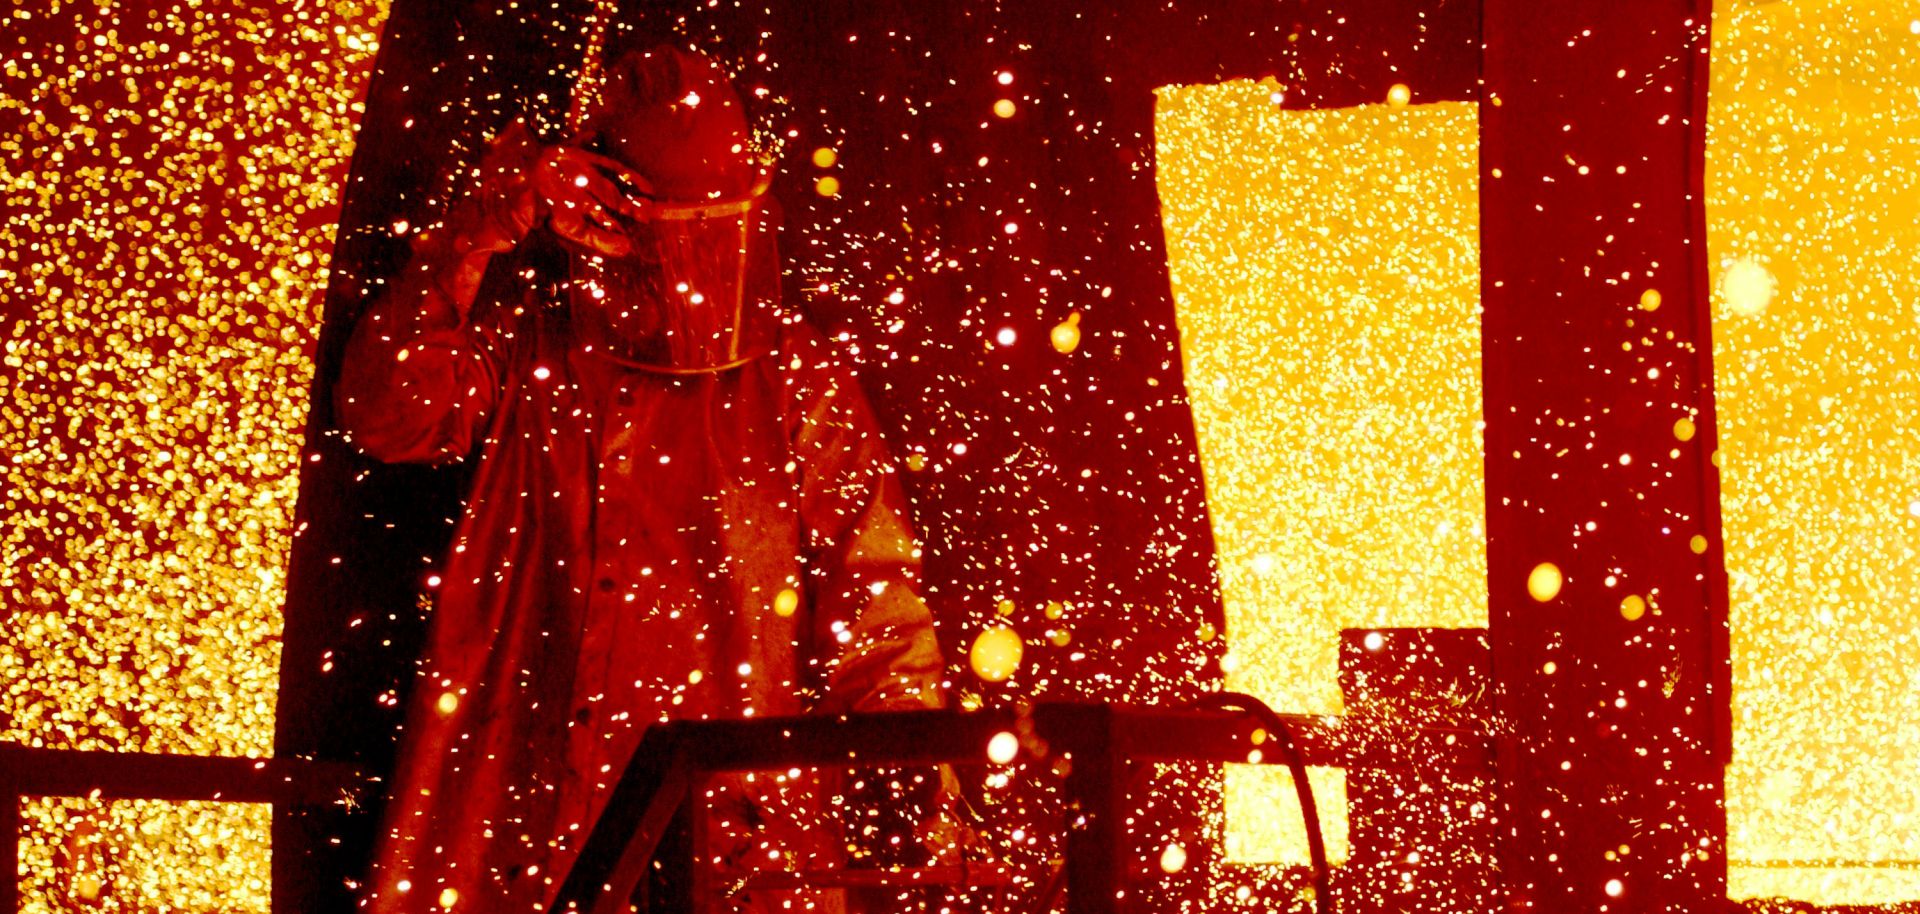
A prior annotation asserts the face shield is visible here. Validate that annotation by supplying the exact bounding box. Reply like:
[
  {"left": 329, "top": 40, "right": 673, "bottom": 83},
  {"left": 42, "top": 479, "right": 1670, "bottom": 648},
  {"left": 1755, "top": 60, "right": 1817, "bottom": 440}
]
[{"left": 564, "top": 176, "right": 782, "bottom": 374}]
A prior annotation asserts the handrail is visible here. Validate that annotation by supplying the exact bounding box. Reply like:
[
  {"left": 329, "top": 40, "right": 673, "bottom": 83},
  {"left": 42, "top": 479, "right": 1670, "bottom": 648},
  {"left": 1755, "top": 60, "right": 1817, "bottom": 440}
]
[
  {"left": 1190, "top": 692, "right": 1332, "bottom": 914},
  {"left": 0, "top": 743, "right": 368, "bottom": 913},
  {"left": 552, "top": 702, "right": 1495, "bottom": 914},
  {"left": 0, "top": 744, "right": 365, "bottom": 805},
  {"left": 0, "top": 707, "right": 1494, "bottom": 914}
]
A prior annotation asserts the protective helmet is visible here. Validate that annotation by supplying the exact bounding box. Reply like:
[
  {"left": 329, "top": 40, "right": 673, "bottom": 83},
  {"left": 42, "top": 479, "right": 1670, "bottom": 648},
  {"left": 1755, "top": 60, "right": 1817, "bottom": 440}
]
[{"left": 565, "top": 46, "right": 781, "bottom": 374}]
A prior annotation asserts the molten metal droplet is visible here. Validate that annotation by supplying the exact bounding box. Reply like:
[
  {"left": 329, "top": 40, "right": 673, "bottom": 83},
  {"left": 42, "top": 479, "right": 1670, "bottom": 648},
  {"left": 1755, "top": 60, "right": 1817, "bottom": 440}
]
[
  {"left": 1159, "top": 842, "right": 1189, "bottom": 874},
  {"left": 970, "top": 626, "right": 1023, "bottom": 683},
  {"left": 1527, "top": 562, "right": 1563, "bottom": 602},
  {"left": 986, "top": 730, "right": 1019, "bottom": 764},
  {"left": 1620, "top": 594, "right": 1647, "bottom": 622},
  {"left": 1051, "top": 313, "right": 1082, "bottom": 353}
]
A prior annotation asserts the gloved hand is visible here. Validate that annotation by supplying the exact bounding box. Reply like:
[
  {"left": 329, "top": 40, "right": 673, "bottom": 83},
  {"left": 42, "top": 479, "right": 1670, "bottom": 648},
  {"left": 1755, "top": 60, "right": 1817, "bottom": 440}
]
[
  {"left": 439, "top": 119, "right": 545, "bottom": 258},
  {"left": 533, "top": 144, "right": 656, "bottom": 259},
  {"left": 424, "top": 121, "right": 659, "bottom": 307},
  {"left": 442, "top": 119, "right": 657, "bottom": 257}
]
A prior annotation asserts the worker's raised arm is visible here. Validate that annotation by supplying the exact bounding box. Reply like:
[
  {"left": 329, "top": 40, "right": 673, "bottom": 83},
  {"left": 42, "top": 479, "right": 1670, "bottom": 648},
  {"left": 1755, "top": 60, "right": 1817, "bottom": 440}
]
[
  {"left": 335, "top": 122, "right": 653, "bottom": 464},
  {"left": 332, "top": 121, "right": 545, "bottom": 464}
]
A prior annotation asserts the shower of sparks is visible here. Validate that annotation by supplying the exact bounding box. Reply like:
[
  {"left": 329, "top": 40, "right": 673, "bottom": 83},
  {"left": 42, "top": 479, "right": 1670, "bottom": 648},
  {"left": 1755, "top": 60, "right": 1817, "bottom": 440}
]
[
  {"left": 1710, "top": 0, "right": 1920, "bottom": 904},
  {"left": 8, "top": 0, "right": 1919, "bottom": 908},
  {"left": 1154, "top": 85, "right": 1485, "bottom": 865},
  {"left": 0, "top": 1, "right": 388, "bottom": 911}
]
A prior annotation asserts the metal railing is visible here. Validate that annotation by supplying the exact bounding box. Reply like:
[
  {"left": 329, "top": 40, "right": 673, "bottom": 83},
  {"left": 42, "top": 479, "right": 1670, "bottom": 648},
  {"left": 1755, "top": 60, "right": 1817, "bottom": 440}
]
[
  {"left": 552, "top": 701, "right": 1493, "bottom": 914},
  {"left": 0, "top": 701, "right": 1493, "bottom": 913},
  {"left": 0, "top": 744, "right": 364, "bottom": 912}
]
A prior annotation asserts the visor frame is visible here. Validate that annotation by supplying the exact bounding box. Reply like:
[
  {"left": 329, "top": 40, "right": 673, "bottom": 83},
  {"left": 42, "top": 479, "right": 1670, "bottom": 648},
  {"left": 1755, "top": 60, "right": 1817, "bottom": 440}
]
[{"left": 558, "top": 168, "right": 781, "bottom": 376}]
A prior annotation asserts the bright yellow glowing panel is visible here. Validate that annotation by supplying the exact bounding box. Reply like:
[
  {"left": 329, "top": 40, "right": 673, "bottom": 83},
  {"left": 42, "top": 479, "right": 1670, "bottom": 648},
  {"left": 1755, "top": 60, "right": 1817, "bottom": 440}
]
[
  {"left": 0, "top": 2, "right": 387, "bottom": 910},
  {"left": 1155, "top": 86, "right": 1484, "bottom": 863},
  {"left": 1218, "top": 765, "right": 1351, "bottom": 867},
  {"left": 1711, "top": 0, "right": 1920, "bottom": 903}
]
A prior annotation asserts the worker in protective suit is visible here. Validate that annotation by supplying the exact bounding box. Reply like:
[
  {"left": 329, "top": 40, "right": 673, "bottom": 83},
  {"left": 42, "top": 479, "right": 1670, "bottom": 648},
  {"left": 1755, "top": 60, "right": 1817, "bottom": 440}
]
[{"left": 335, "top": 46, "right": 946, "bottom": 914}]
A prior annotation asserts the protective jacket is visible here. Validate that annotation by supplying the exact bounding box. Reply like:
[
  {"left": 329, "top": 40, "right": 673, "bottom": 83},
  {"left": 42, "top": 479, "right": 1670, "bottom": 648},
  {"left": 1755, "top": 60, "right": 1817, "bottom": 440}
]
[{"left": 335, "top": 245, "right": 945, "bottom": 913}]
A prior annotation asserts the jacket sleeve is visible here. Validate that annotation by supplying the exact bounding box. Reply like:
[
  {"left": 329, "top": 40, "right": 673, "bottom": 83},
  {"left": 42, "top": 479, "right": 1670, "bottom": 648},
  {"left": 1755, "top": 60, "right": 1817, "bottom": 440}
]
[
  {"left": 332, "top": 244, "right": 511, "bottom": 465},
  {"left": 786, "top": 330, "right": 947, "bottom": 714}
]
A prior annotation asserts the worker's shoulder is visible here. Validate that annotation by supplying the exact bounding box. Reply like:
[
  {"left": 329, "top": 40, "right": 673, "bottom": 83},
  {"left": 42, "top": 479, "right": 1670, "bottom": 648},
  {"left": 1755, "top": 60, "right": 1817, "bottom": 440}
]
[
  {"left": 767, "top": 314, "right": 888, "bottom": 421},
  {"left": 771, "top": 314, "right": 860, "bottom": 377}
]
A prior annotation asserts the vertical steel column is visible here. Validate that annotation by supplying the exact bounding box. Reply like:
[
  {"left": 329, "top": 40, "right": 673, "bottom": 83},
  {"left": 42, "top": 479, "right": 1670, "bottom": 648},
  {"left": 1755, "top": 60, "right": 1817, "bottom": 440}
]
[
  {"left": 1062, "top": 707, "right": 1126, "bottom": 914},
  {"left": 687, "top": 774, "right": 712, "bottom": 914},
  {"left": 2, "top": 775, "right": 18, "bottom": 914},
  {"left": 1480, "top": 0, "right": 1729, "bottom": 909}
]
